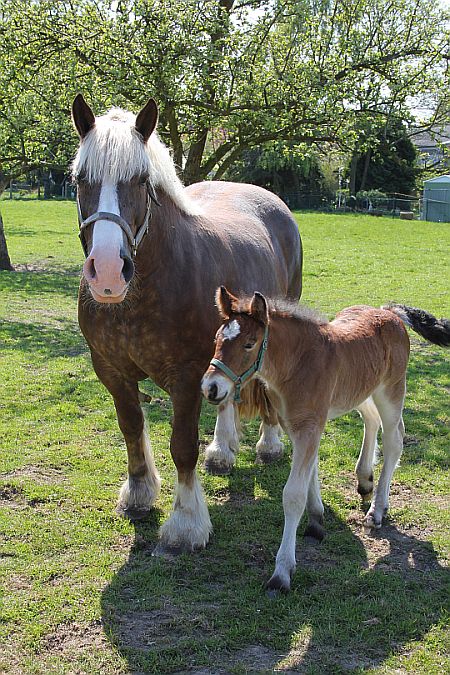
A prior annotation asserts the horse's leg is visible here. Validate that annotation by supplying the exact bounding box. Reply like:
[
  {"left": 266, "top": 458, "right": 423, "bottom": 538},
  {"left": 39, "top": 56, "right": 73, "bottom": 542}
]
[
  {"left": 204, "top": 401, "right": 239, "bottom": 475},
  {"left": 364, "top": 379, "right": 406, "bottom": 530},
  {"left": 256, "top": 387, "right": 284, "bottom": 464},
  {"left": 157, "top": 380, "right": 212, "bottom": 553},
  {"left": 355, "top": 397, "right": 381, "bottom": 501},
  {"left": 91, "top": 353, "right": 161, "bottom": 518},
  {"left": 303, "top": 457, "right": 325, "bottom": 541},
  {"left": 267, "top": 423, "right": 323, "bottom": 593}
]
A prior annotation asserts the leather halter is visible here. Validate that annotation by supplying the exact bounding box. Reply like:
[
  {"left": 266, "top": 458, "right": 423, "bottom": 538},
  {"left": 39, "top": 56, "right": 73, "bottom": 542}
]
[
  {"left": 76, "top": 181, "right": 160, "bottom": 258},
  {"left": 210, "top": 325, "right": 269, "bottom": 403}
]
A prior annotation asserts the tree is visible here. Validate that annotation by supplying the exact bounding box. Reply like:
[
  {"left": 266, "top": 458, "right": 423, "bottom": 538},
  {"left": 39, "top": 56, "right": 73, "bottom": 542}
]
[
  {"left": 0, "top": 0, "right": 448, "bottom": 187},
  {"left": 227, "top": 142, "right": 330, "bottom": 207},
  {"left": 348, "top": 119, "right": 420, "bottom": 195}
]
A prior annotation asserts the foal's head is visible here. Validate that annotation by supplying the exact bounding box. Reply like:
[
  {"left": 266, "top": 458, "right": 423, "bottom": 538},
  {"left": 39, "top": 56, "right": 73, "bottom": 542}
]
[
  {"left": 202, "top": 287, "right": 269, "bottom": 405},
  {"left": 72, "top": 95, "right": 158, "bottom": 303}
]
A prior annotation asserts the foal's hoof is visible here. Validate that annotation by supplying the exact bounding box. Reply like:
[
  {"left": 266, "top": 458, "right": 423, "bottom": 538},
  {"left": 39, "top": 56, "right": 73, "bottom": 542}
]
[
  {"left": 116, "top": 505, "right": 153, "bottom": 521},
  {"left": 363, "top": 513, "right": 382, "bottom": 532},
  {"left": 303, "top": 522, "right": 326, "bottom": 542},
  {"left": 266, "top": 574, "right": 290, "bottom": 595}
]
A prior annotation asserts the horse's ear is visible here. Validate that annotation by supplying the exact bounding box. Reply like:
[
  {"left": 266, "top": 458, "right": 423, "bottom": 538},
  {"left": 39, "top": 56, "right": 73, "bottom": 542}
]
[
  {"left": 72, "top": 94, "right": 95, "bottom": 139},
  {"left": 135, "top": 98, "right": 158, "bottom": 143},
  {"left": 250, "top": 292, "right": 269, "bottom": 325},
  {"left": 216, "top": 286, "right": 237, "bottom": 319}
]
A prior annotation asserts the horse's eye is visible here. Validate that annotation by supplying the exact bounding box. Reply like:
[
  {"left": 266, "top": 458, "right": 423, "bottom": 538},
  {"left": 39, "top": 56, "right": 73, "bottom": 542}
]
[
  {"left": 244, "top": 341, "right": 256, "bottom": 350},
  {"left": 139, "top": 176, "right": 148, "bottom": 186}
]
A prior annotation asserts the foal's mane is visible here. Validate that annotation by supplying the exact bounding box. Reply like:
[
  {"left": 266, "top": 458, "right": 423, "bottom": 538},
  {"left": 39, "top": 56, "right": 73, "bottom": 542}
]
[
  {"left": 231, "top": 296, "right": 328, "bottom": 326},
  {"left": 72, "top": 107, "right": 200, "bottom": 216}
]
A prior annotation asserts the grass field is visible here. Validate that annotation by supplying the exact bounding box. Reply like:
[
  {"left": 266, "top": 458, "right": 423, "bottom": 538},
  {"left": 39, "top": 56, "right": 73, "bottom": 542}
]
[{"left": 0, "top": 200, "right": 449, "bottom": 674}]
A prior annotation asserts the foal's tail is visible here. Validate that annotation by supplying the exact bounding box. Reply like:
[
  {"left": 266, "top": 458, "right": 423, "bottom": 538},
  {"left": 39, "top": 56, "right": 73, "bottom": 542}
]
[{"left": 383, "top": 303, "right": 450, "bottom": 347}]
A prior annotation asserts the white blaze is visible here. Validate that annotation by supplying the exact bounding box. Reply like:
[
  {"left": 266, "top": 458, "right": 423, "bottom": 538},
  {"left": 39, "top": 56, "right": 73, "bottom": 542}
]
[
  {"left": 222, "top": 320, "right": 241, "bottom": 341},
  {"left": 92, "top": 180, "right": 124, "bottom": 251}
]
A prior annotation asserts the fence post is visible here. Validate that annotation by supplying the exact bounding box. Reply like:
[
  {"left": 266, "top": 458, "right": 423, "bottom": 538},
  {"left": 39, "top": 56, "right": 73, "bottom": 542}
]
[{"left": 9, "top": 179, "right": 13, "bottom": 200}]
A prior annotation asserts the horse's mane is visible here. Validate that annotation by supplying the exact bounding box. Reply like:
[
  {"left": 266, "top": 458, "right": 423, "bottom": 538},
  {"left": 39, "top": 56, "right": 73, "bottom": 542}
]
[{"left": 72, "top": 107, "right": 200, "bottom": 216}]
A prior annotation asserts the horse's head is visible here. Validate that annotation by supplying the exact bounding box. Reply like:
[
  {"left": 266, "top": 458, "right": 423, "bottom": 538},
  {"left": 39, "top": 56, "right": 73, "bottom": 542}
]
[
  {"left": 202, "top": 287, "right": 269, "bottom": 405},
  {"left": 72, "top": 95, "right": 158, "bottom": 303}
]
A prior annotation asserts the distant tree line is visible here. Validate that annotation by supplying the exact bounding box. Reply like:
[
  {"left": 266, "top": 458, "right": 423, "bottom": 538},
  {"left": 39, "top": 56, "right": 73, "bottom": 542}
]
[{"left": 0, "top": 0, "right": 449, "bottom": 267}]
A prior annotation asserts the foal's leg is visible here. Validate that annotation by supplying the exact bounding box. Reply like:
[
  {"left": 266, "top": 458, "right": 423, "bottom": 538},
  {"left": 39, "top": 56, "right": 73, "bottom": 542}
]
[
  {"left": 364, "top": 380, "right": 406, "bottom": 530},
  {"left": 204, "top": 401, "right": 240, "bottom": 475},
  {"left": 267, "top": 423, "right": 323, "bottom": 592},
  {"left": 304, "top": 457, "right": 325, "bottom": 541},
  {"left": 91, "top": 353, "right": 161, "bottom": 518},
  {"left": 355, "top": 397, "right": 381, "bottom": 501},
  {"left": 157, "top": 379, "right": 212, "bottom": 553}
]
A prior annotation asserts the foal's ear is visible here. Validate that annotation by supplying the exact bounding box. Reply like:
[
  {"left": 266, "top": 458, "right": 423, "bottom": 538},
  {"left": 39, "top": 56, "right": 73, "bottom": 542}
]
[
  {"left": 135, "top": 98, "right": 158, "bottom": 143},
  {"left": 250, "top": 292, "right": 269, "bottom": 325},
  {"left": 216, "top": 286, "right": 237, "bottom": 319},
  {"left": 72, "top": 94, "right": 95, "bottom": 139}
]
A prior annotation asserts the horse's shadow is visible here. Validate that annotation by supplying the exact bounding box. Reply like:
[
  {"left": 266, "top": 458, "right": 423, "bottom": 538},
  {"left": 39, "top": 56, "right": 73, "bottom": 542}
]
[{"left": 100, "top": 458, "right": 447, "bottom": 674}]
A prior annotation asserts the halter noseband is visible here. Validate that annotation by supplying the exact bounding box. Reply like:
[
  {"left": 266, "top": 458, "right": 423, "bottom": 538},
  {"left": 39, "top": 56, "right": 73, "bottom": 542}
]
[
  {"left": 210, "top": 325, "right": 269, "bottom": 403},
  {"left": 76, "top": 181, "right": 160, "bottom": 258}
]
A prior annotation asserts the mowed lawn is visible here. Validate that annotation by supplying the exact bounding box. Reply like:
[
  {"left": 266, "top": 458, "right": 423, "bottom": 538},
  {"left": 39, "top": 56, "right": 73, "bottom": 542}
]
[{"left": 0, "top": 200, "right": 449, "bottom": 675}]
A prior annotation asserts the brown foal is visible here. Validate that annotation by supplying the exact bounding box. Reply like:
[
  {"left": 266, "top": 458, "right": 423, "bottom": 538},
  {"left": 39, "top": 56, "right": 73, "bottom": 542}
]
[{"left": 202, "top": 287, "right": 450, "bottom": 592}]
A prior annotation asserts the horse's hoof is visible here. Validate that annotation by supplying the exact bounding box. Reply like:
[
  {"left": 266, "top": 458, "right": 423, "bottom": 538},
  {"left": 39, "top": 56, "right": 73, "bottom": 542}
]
[
  {"left": 116, "top": 505, "right": 153, "bottom": 521},
  {"left": 204, "top": 459, "right": 233, "bottom": 476},
  {"left": 303, "top": 522, "right": 326, "bottom": 542},
  {"left": 152, "top": 540, "right": 204, "bottom": 558},
  {"left": 151, "top": 542, "right": 185, "bottom": 558},
  {"left": 255, "top": 451, "right": 283, "bottom": 465}
]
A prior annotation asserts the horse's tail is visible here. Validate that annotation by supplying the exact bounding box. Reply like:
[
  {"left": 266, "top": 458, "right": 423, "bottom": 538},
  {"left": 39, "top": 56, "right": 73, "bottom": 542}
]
[{"left": 383, "top": 303, "right": 450, "bottom": 347}]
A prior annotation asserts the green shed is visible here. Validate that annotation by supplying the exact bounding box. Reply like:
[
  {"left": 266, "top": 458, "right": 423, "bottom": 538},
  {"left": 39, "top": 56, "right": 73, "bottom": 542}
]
[{"left": 423, "top": 175, "right": 450, "bottom": 222}]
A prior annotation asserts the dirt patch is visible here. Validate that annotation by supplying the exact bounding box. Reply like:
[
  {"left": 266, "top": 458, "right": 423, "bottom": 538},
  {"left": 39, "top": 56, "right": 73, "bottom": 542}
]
[
  {"left": 0, "top": 483, "right": 26, "bottom": 510},
  {"left": 42, "top": 620, "right": 106, "bottom": 654},
  {"left": 1, "top": 465, "right": 66, "bottom": 485},
  {"left": 108, "top": 605, "right": 189, "bottom": 650}
]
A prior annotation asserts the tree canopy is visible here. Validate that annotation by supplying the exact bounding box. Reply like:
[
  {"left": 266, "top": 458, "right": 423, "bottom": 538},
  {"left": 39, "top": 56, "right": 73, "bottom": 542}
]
[{"left": 0, "top": 0, "right": 448, "bottom": 189}]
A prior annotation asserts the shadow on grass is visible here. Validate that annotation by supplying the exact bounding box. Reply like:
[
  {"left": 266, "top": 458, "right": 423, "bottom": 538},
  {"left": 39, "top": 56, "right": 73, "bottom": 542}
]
[
  {"left": 0, "top": 267, "right": 81, "bottom": 298},
  {"left": 100, "top": 463, "right": 447, "bottom": 674},
  {"left": 1, "top": 319, "right": 87, "bottom": 358}
]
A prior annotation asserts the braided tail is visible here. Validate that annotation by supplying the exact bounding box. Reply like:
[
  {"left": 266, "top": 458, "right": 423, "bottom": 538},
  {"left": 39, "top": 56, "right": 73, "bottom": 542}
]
[{"left": 383, "top": 303, "right": 450, "bottom": 347}]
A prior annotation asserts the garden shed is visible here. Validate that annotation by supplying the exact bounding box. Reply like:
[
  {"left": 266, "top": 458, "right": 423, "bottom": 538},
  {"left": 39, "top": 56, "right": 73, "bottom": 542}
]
[{"left": 422, "top": 175, "right": 450, "bottom": 222}]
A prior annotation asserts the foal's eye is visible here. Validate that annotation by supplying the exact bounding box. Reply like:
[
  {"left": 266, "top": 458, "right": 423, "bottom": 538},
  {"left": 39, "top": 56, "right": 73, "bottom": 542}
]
[
  {"left": 139, "top": 175, "right": 149, "bottom": 186},
  {"left": 244, "top": 341, "right": 256, "bottom": 350}
]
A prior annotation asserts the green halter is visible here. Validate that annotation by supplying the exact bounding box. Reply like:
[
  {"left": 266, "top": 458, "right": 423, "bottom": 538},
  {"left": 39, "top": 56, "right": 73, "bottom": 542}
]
[{"left": 210, "top": 326, "right": 269, "bottom": 403}]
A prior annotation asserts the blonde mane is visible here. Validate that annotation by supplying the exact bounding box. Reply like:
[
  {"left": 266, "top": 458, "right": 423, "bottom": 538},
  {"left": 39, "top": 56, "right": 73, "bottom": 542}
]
[{"left": 72, "top": 107, "right": 199, "bottom": 216}]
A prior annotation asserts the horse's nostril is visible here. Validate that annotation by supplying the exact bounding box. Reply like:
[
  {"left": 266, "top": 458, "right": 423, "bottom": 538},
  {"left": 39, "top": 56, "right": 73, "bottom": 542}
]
[
  {"left": 86, "top": 258, "right": 96, "bottom": 280},
  {"left": 121, "top": 254, "right": 135, "bottom": 283},
  {"left": 208, "top": 383, "right": 218, "bottom": 400}
]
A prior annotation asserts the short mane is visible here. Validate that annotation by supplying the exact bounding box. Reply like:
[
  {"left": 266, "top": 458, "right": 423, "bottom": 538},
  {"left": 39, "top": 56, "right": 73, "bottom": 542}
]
[
  {"left": 72, "top": 107, "right": 200, "bottom": 216},
  {"left": 229, "top": 295, "right": 328, "bottom": 325}
]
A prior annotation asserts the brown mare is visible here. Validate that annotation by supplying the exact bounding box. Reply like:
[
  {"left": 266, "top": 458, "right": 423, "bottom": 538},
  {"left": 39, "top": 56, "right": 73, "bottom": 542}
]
[
  {"left": 71, "top": 96, "right": 302, "bottom": 554},
  {"left": 202, "top": 287, "right": 450, "bottom": 591}
]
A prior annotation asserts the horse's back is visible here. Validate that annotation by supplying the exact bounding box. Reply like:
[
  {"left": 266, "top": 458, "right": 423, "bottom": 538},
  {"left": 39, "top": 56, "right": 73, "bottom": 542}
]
[{"left": 185, "top": 181, "right": 302, "bottom": 298}]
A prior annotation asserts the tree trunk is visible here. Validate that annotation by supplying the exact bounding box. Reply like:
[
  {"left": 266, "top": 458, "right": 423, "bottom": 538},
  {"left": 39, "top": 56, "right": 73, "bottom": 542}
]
[
  {"left": 0, "top": 211, "right": 13, "bottom": 271},
  {"left": 359, "top": 149, "right": 371, "bottom": 192},
  {"left": 349, "top": 153, "right": 359, "bottom": 196}
]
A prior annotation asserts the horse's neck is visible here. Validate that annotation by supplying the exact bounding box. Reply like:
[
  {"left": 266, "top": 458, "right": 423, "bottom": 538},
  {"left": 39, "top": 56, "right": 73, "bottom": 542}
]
[
  {"left": 262, "top": 313, "right": 322, "bottom": 386},
  {"left": 143, "top": 189, "right": 196, "bottom": 266}
]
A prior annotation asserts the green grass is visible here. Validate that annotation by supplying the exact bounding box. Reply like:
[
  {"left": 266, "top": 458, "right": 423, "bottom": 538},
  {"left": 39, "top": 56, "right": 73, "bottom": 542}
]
[{"left": 0, "top": 201, "right": 449, "bottom": 674}]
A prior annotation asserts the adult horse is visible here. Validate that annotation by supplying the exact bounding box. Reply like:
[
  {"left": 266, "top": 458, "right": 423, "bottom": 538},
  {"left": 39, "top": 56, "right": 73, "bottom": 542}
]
[{"left": 71, "top": 95, "right": 302, "bottom": 553}]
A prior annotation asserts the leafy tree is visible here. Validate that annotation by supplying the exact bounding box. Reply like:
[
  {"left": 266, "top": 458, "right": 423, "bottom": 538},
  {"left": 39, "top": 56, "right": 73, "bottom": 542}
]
[
  {"left": 227, "top": 142, "right": 330, "bottom": 206},
  {"left": 1, "top": 0, "right": 448, "bottom": 187},
  {"left": 348, "top": 119, "right": 420, "bottom": 195}
]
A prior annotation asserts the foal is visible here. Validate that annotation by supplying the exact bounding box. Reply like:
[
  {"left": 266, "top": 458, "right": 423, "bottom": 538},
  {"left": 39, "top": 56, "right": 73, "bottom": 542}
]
[{"left": 202, "top": 287, "right": 450, "bottom": 592}]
